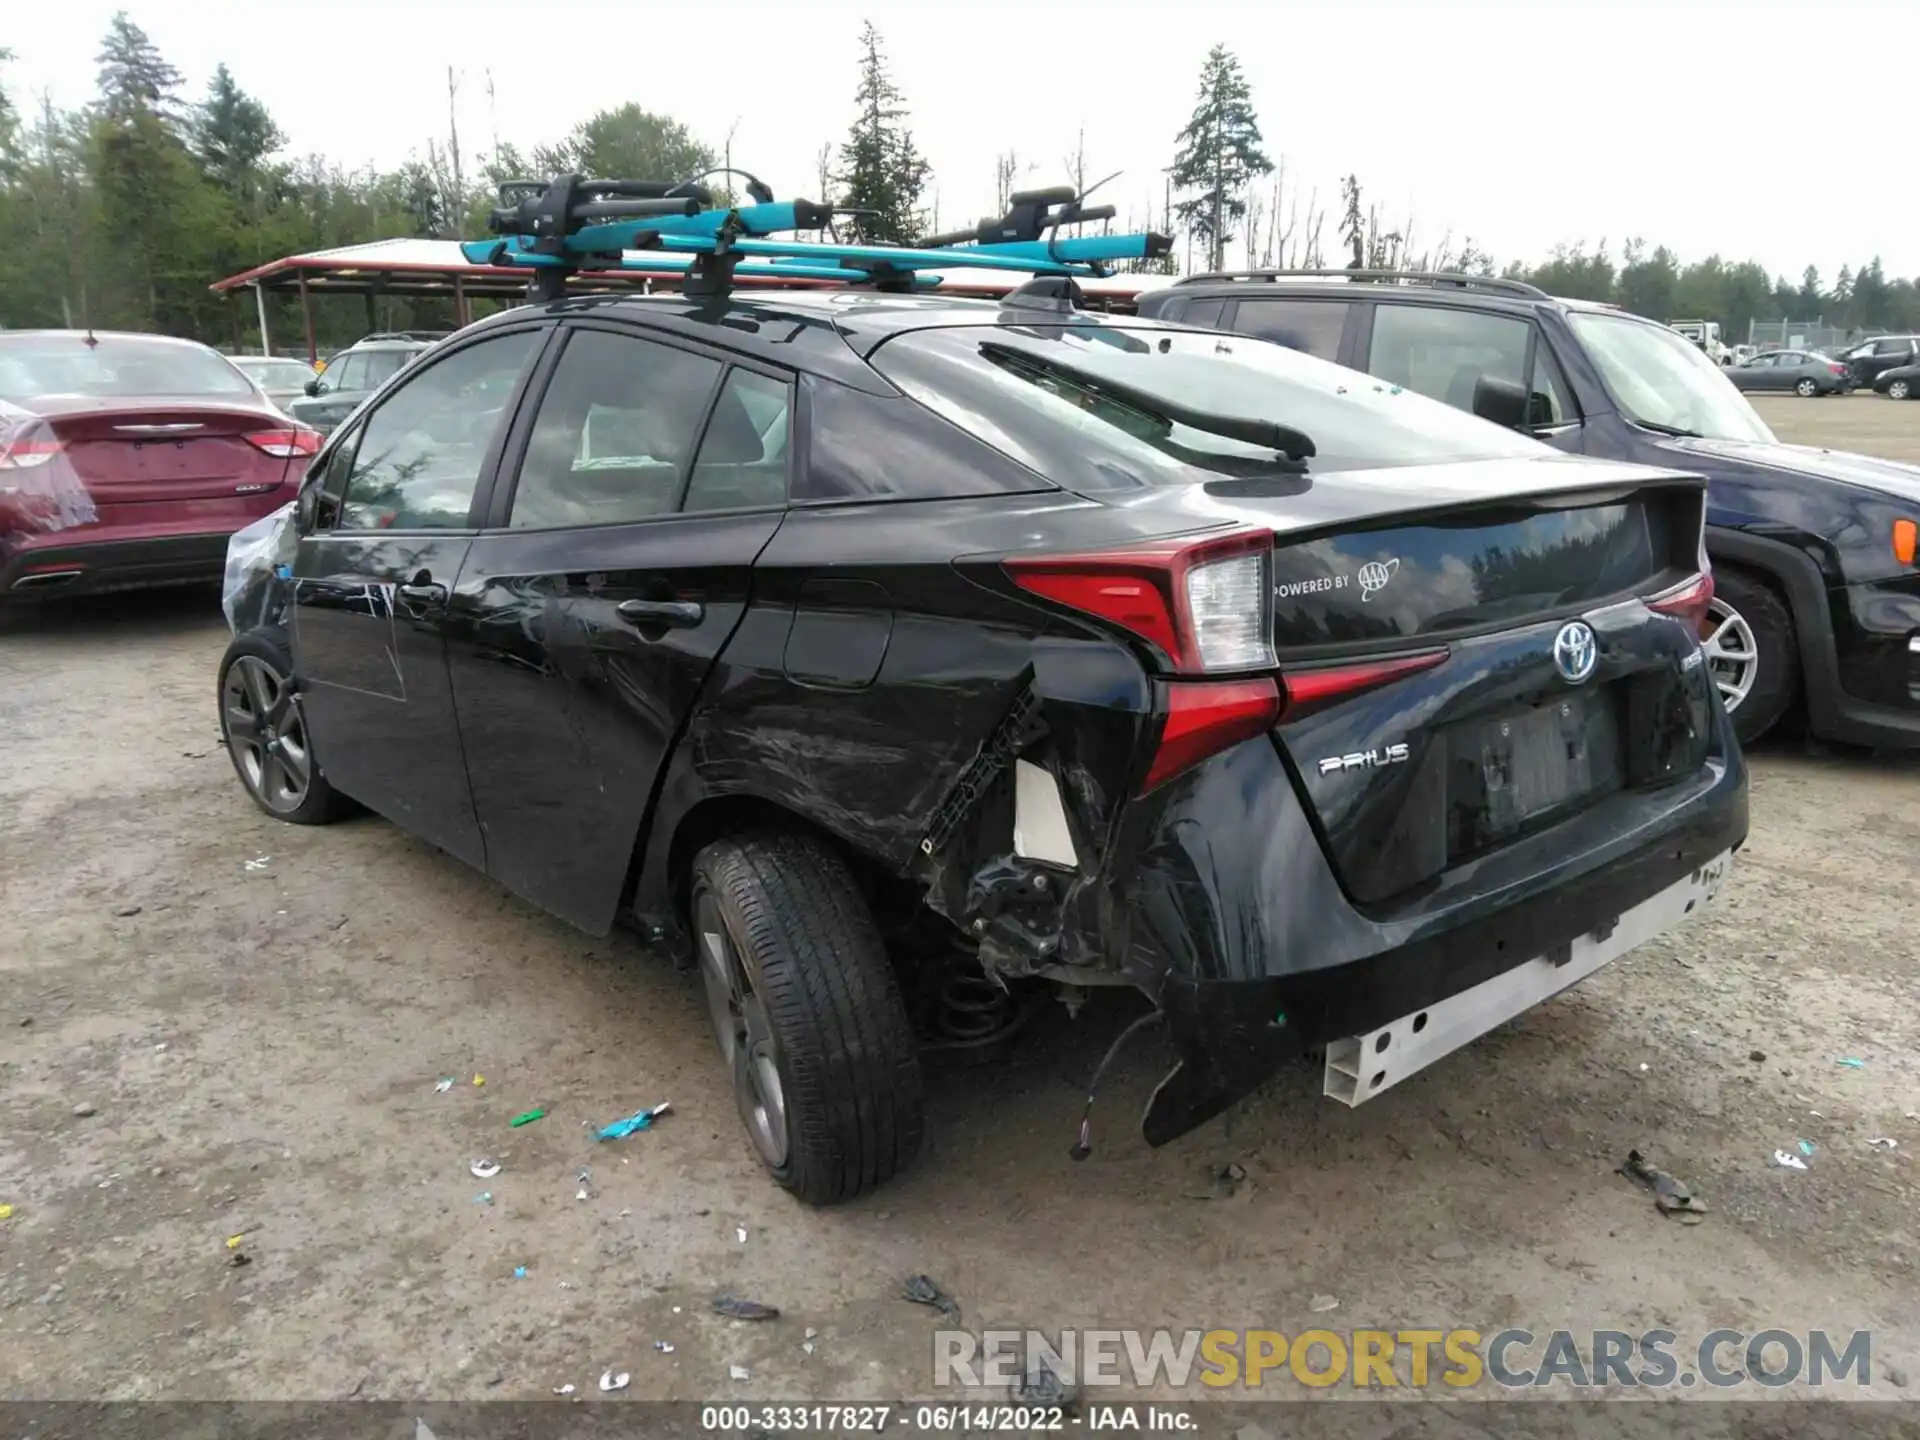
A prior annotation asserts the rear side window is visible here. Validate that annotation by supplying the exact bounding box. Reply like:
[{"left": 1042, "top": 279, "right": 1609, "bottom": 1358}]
[
  {"left": 794, "top": 375, "right": 1056, "bottom": 503},
  {"left": 1178, "top": 297, "right": 1227, "bottom": 329},
  {"left": 508, "top": 329, "right": 722, "bottom": 529},
  {"left": 681, "top": 368, "right": 792, "bottom": 513},
  {"left": 868, "top": 323, "right": 1543, "bottom": 494},
  {"left": 1231, "top": 299, "right": 1350, "bottom": 361}
]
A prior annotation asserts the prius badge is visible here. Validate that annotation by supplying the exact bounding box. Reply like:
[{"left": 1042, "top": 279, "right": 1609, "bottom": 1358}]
[{"left": 1553, "top": 620, "right": 1598, "bottom": 684}]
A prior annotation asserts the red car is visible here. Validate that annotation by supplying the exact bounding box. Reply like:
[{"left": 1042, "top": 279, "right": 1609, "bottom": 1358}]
[{"left": 0, "top": 330, "right": 320, "bottom": 603}]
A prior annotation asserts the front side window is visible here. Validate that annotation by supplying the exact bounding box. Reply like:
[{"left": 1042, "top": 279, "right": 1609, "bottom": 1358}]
[
  {"left": 508, "top": 329, "right": 723, "bottom": 529},
  {"left": 322, "top": 353, "right": 366, "bottom": 394},
  {"left": 337, "top": 329, "right": 541, "bottom": 531},
  {"left": 1567, "top": 310, "right": 1775, "bottom": 443},
  {"left": 869, "top": 323, "right": 1546, "bottom": 494},
  {"left": 1368, "top": 304, "right": 1529, "bottom": 411}
]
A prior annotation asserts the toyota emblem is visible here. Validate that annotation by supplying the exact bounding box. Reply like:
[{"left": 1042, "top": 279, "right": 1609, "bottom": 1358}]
[{"left": 1552, "top": 620, "right": 1598, "bottom": 685}]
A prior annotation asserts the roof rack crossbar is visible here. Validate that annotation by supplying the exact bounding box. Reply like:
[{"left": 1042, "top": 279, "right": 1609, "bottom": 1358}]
[
  {"left": 467, "top": 171, "right": 1171, "bottom": 302},
  {"left": 1174, "top": 267, "right": 1548, "bottom": 300}
]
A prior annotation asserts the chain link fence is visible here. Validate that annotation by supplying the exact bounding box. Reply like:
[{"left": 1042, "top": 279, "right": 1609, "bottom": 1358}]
[{"left": 1746, "top": 319, "right": 1884, "bottom": 353}]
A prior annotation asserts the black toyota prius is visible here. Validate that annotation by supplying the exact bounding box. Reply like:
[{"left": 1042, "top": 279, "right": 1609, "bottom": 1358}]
[{"left": 217, "top": 286, "right": 1748, "bottom": 1203}]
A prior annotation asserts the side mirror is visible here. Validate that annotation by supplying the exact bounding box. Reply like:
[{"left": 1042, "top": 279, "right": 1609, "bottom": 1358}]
[
  {"left": 295, "top": 480, "right": 319, "bottom": 532},
  {"left": 303, "top": 378, "right": 323, "bottom": 397},
  {"left": 1470, "top": 375, "right": 1531, "bottom": 431}
]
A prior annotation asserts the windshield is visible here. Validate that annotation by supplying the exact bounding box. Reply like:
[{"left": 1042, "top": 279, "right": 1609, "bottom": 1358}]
[
  {"left": 869, "top": 324, "right": 1547, "bottom": 492},
  {"left": 1567, "top": 311, "right": 1774, "bottom": 443},
  {"left": 234, "top": 358, "right": 311, "bottom": 383},
  {"left": 0, "top": 335, "right": 257, "bottom": 402}
]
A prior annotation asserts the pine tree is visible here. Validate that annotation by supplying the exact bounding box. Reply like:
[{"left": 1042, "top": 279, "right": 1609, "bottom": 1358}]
[
  {"left": 96, "top": 13, "right": 184, "bottom": 126},
  {"left": 1168, "top": 45, "right": 1271, "bottom": 272},
  {"left": 193, "top": 64, "right": 283, "bottom": 205},
  {"left": 836, "top": 22, "right": 930, "bottom": 245},
  {"left": 1339, "top": 176, "right": 1364, "bottom": 268}
]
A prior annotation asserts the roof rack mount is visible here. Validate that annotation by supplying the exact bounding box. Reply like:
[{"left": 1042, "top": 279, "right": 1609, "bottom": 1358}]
[
  {"left": 465, "top": 172, "right": 1170, "bottom": 302},
  {"left": 1175, "top": 267, "right": 1548, "bottom": 301}
]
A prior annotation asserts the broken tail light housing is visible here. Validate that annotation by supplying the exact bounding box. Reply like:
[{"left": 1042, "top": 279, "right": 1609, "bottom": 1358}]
[
  {"left": 1647, "top": 571, "right": 1715, "bottom": 633},
  {"left": 0, "top": 435, "right": 62, "bottom": 470},
  {"left": 244, "top": 428, "right": 324, "bottom": 460},
  {"left": 1004, "top": 526, "right": 1277, "bottom": 675}
]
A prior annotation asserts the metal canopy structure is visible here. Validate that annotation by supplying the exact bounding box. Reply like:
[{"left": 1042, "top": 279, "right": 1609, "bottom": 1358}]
[{"left": 210, "top": 236, "right": 1175, "bottom": 363}]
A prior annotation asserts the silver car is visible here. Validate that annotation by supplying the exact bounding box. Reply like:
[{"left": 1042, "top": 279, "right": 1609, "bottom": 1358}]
[{"left": 231, "top": 355, "right": 321, "bottom": 413}]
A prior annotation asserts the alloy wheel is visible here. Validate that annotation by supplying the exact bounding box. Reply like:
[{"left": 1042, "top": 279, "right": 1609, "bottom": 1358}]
[
  {"left": 1892, "top": 379, "right": 1911, "bottom": 401},
  {"left": 1795, "top": 378, "right": 1818, "bottom": 396},
  {"left": 695, "top": 890, "right": 790, "bottom": 1169},
  {"left": 1700, "top": 597, "right": 1759, "bottom": 713},
  {"left": 221, "top": 655, "right": 312, "bottom": 813}
]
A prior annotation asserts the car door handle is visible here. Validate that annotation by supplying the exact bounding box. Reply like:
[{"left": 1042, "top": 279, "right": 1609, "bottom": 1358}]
[
  {"left": 398, "top": 582, "right": 448, "bottom": 605},
  {"left": 616, "top": 598, "right": 703, "bottom": 628}
]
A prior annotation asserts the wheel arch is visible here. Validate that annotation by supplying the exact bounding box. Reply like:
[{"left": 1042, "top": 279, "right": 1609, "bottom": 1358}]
[{"left": 1705, "top": 527, "right": 1842, "bottom": 733}]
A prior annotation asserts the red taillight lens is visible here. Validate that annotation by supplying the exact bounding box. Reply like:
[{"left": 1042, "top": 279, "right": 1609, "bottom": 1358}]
[
  {"left": 1142, "top": 678, "right": 1283, "bottom": 793},
  {"left": 0, "top": 436, "right": 63, "bottom": 470},
  {"left": 244, "top": 428, "right": 323, "bottom": 459},
  {"left": 1831, "top": 364, "right": 1848, "bottom": 376},
  {"left": 1004, "top": 527, "right": 1276, "bottom": 675},
  {"left": 1281, "top": 649, "right": 1450, "bottom": 720},
  {"left": 1647, "top": 571, "right": 1715, "bottom": 633}
]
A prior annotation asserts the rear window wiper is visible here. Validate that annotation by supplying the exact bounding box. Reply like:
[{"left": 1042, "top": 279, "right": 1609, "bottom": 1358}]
[{"left": 978, "top": 341, "right": 1317, "bottom": 466}]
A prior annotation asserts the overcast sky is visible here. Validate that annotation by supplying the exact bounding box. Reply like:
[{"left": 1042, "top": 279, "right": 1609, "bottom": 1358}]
[{"left": 9, "top": 1, "right": 1918, "bottom": 282}]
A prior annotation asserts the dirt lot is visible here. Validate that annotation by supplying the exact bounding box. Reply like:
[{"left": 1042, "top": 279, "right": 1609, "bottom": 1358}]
[{"left": 3, "top": 394, "right": 1919, "bottom": 1410}]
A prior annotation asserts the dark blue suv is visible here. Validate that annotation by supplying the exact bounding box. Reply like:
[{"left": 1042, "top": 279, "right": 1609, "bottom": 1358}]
[{"left": 1139, "top": 270, "right": 1920, "bottom": 748}]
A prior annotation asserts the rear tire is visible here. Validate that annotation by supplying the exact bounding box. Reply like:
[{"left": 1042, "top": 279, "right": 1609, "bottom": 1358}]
[
  {"left": 690, "top": 831, "right": 924, "bottom": 1205},
  {"left": 218, "top": 626, "right": 350, "bottom": 825},
  {"left": 1891, "top": 378, "right": 1913, "bottom": 401},
  {"left": 1705, "top": 569, "right": 1799, "bottom": 745},
  {"left": 1795, "top": 378, "right": 1818, "bottom": 397}
]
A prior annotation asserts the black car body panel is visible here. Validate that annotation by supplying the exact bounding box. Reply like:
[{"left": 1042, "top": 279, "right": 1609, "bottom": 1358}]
[
  {"left": 255, "top": 288, "right": 1746, "bottom": 1154},
  {"left": 1140, "top": 275, "right": 1920, "bottom": 747}
]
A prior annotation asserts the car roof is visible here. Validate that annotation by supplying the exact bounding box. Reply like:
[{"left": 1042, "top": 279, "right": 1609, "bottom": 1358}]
[
  {"left": 462, "top": 289, "right": 1182, "bottom": 375},
  {"left": 0, "top": 328, "right": 222, "bottom": 350}
]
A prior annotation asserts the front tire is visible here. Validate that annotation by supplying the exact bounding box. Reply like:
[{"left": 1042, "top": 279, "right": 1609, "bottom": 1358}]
[
  {"left": 1795, "top": 378, "right": 1819, "bottom": 397},
  {"left": 1704, "top": 569, "right": 1799, "bottom": 745},
  {"left": 218, "top": 626, "right": 349, "bottom": 825},
  {"left": 691, "top": 832, "right": 924, "bottom": 1205}
]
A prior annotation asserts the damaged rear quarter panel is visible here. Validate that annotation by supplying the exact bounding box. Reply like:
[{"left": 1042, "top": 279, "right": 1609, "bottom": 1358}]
[{"left": 630, "top": 493, "right": 1162, "bottom": 963}]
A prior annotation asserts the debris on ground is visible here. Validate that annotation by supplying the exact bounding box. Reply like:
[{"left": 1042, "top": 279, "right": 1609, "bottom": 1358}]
[
  {"left": 470, "top": 1159, "right": 501, "bottom": 1180},
  {"left": 472, "top": 1075, "right": 485, "bottom": 1087},
  {"left": 1749, "top": 1050, "right": 1766, "bottom": 1063},
  {"left": 71, "top": 1102, "right": 97, "bottom": 1118},
  {"left": 1309, "top": 1294, "right": 1340, "bottom": 1313},
  {"left": 595, "top": 1102, "right": 671, "bottom": 1141},
  {"left": 473, "top": 1192, "right": 492, "bottom": 1205},
  {"left": 1798, "top": 1140, "right": 1816, "bottom": 1157},
  {"left": 902, "top": 1274, "right": 961, "bottom": 1322},
  {"left": 1188, "top": 1161, "right": 1249, "bottom": 1200},
  {"left": 113, "top": 905, "right": 141, "bottom": 918},
  {"left": 1619, "top": 1150, "right": 1709, "bottom": 1223},
  {"left": 244, "top": 856, "right": 271, "bottom": 872},
  {"left": 576, "top": 1169, "right": 591, "bottom": 1202},
  {"left": 1012, "top": 1355, "right": 1077, "bottom": 1411},
  {"left": 434, "top": 1078, "right": 454, "bottom": 1093},
  {"left": 736, "top": 1226, "right": 747, "bottom": 1244},
  {"left": 1869, "top": 1138, "right": 1899, "bottom": 1150},
  {"left": 509, "top": 1109, "right": 545, "bottom": 1128},
  {"left": 229, "top": 1251, "right": 251, "bottom": 1268},
  {"left": 0, "top": 1204, "right": 13, "bottom": 1221},
  {"left": 552, "top": 1384, "right": 575, "bottom": 1396},
  {"left": 513, "top": 1266, "right": 528, "bottom": 1279},
  {"left": 713, "top": 1295, "right": 781, "bottom": 1321},
  {"left": 1772, "top": 1151, "right": 1809, "bottom": 1171},
  {"left": 729, "top": 1364, "right": 751, "bottom": 1381},
  {"left": 1836, "top": 1057, "right": 1866, "bottom": 1069},
  {"left": 653, "top": 1341, "right": 674, "bottom": 1354},
  {"left": 225, "top": 1234, "right": 244, "bottom": 1250},
  {"left": 598, "top": 1369, "right": 629, "bottom": 1392}
]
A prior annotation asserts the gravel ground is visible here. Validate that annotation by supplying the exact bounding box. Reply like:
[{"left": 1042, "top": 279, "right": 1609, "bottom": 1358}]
[{"left": 2, "top": 394, "right": 1918, "bottom": 1408}]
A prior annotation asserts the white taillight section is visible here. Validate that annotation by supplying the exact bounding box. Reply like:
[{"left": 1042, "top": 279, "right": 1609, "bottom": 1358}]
[
  {"left": 244, "top": 428, "right": 323, "bottom": 459},
  {"left": 1185, "top": 546, "right": 1276, "bottom": 671},
  {"left": 0, "top": 435, "right": 62, "bottom": 469}
]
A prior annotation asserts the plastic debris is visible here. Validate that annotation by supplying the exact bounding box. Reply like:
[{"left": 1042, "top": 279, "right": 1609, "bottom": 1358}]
[
  {"left": 596, "top": 1102, "right": 671, "bottom": 1141},
  {"left": 1773, "top": 1151, "right": 1809, "bottom": 1171},
  {"left": 225, "top": 1234, "right": 244, "bottom": 1250},
  {"left": 473, "top": 1075, "right": 485, "bottom": 1087},
  {"left": 653, "top": 1341, "right": 675, "bottom": 1354},
  {"left": 474, "top": 1192, "right": 493, "bottom": 1205},
  {"left": 552, "top": 1384, "right": 575, "bottom": 1396},
  {"left": 1836, "top": 1057, "right": 1866, "bottom": 1069},
  {"left": 598, "top": 1369, "right": 630, "bottom": 1393},
  {"left": 514, "top": 1266, "right": 528, "bottom": 1279},
  {"left": 509, "top": 1109, "right": 545, "bottom": 1128},
  {"left": 1869, "top": 1138, "right": 1899, "bottom": 1151},
  {"left": 0, "top": 1204, "right": 13, "bottom": 1221},
  {"left": 1619, "top": 1150, "right": 1709, "bottom": 1224},
  {"left": 736, "top": 1226, "right": 748, "bottom": 1244},
  {"left": 713, "top": 1294, "right": 781, "bottom": 1322},
  {"left": 1189, "top": 1161, "right": 1249, "bottom": 1200},
  {"left": 244, "top": 856, "right": 271, "bottom": 872},
  {"left": 1798, "top": 1139, "right": 1816, "bottom": 1157},
  {"left": 1013, "top": 1355, "right": 1077, "bottom": 1411},
  {"left": 434, "top": 1078, "right": 454, "bottom": 1093},
  {"left": 902, "top": 1274, "right": 961, "bottom": 1322},
  {"left": 470, "top": 1159, "right": 502, "bottom": 1180},
  {"left": 1309, "top": 1294, "right": 1340, "bottom": 1313},
  {"left": 729, "top": 1364, "right": 751, "bottom": 1381}
]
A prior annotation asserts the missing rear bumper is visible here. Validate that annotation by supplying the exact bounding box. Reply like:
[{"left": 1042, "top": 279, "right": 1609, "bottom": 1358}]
[{"left": 1324, "top": 848, "right": 1731, "bottom": 1105}]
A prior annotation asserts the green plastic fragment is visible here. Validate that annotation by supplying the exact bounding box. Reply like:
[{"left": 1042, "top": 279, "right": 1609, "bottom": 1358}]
[{"left": 509, "top": 1109, "right": 546, "bottom": 1128}]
